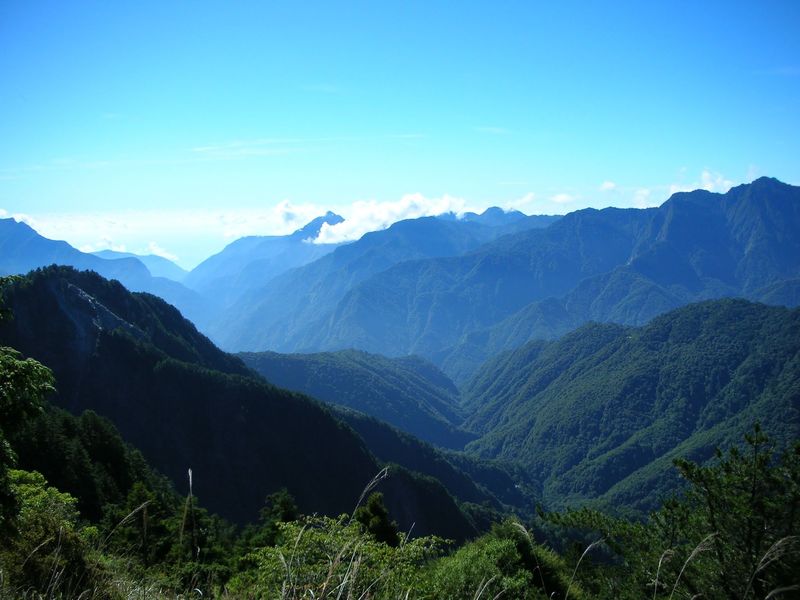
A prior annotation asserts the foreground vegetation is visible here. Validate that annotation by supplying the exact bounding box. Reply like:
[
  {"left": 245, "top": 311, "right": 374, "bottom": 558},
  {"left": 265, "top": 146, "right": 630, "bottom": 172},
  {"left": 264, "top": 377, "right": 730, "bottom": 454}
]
[
  {"left": 2, "top": 336, "right": 798, "bottom": 598},
  {"left": 1, "top": 281, "right": 798, "bottom": 598}
]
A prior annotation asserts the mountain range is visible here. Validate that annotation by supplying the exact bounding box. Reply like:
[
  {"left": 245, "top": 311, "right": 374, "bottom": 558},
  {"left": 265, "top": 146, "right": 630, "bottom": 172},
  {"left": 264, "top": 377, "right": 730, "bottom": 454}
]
[
  {"left": 440, "top": 176, "right": 800, "bottom": 380},
  {"left": 1, "top": 176, "right": 798, "bottom": 529},
  {"left": 205, "top": 177, "right": 799, "bottom": 383},
  {"left": 208, "top": 211, "right": 559, "bottom": 351}
]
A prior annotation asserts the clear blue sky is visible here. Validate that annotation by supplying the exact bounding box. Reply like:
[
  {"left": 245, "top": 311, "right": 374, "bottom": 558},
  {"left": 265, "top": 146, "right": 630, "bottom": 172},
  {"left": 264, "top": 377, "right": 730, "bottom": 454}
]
[{"left": 1, "top": 1, "right": 799, "bottom": 267}]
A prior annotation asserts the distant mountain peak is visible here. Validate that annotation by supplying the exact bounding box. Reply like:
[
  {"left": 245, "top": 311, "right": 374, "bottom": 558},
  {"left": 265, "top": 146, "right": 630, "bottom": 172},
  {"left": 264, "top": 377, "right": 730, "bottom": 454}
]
[
  {"left": 291, "top": 211, "right": 345, "bottom": 240},
  {"left": 734, "top": 175, "right": 787, "bottom": 194},
  {"left": 750, "top": 175, "right": 782, "bottom": 186},
  {"left": 664, "top": 176, "right": 791, "bottom": 207},
  {"left": 459, "top": 206, "right": 526, "bottom": 226},
  {"left": 481, "top": 206, "right": 514, "bottom": 217},
  {"left": 1, "top": 216, "right": 40, "bottom": 237}
]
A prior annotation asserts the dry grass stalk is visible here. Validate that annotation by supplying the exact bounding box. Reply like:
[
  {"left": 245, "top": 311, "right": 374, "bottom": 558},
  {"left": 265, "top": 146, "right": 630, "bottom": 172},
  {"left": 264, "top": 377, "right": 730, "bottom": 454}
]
[
  {"left": 668, "top": 532, "right": 716, "bottom": 600},
  {"left": 350, "top": 468, "right": 389, "bottom": 521},
  {"left": 565, "top": 537, "right": 604, "bottom": 600},
  {"left": 652, "top": 548, "right": 674, "bottom": 600},
  {"left": 742, "top": 536, "right": 799, "bottom": 599}
]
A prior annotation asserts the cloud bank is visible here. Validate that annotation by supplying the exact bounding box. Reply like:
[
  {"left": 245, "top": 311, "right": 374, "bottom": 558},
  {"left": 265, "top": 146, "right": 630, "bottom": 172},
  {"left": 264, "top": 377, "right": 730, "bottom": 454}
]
[
  {"left": 669, "top": 169, "right": 734, "bottom": 195},
  {"left": 3, "top": 194, "right": 480, "bottom": 268},
  {"left": 314, "top": 193, "right": 468, "bottom": 244},
  {"left": 2, "top": 169, "right": 744, "bottom": 269}
]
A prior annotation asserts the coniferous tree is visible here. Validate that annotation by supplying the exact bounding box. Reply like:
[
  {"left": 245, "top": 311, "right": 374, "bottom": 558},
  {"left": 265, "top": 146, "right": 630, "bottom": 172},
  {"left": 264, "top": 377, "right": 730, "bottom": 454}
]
[{"left": 354, "top": 492, "right": 400, "bottom": 547}]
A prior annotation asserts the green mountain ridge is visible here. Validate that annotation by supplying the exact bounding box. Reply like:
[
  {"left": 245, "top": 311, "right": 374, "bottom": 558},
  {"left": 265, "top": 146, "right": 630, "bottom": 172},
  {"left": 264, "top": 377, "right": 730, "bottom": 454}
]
[
  {"left": 462, "top": 298, "right": 800, "bottom": 513},
  {"left": 239, "top": 348, "right": 474, "bottom": 449},
  {"left": 332, "top": 407, "right": 537, "bottom": 511}
]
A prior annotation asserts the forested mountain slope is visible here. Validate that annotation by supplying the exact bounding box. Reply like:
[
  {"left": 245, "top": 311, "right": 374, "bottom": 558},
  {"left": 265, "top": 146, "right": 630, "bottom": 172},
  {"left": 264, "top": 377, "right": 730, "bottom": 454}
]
[
  {"left": 239, "top": 349, "right": 473, "bottom": 449},
  {"left": 333, "top": 407, "right": 537, "bottom": 512},
  {"left": 0, "top": 267, "right": 475, "bottom": 539},
  {"left": 462, "top": 299, "right": 800, "bottom": 513}
]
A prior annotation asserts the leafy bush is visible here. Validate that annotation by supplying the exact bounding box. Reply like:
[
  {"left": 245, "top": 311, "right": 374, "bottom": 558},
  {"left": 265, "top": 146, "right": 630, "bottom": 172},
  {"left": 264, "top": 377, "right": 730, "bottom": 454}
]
[
  {"left": 550, "top": 426, "right": 800, "bottom": 599},
  {"left": 0, "top": 469, "right": 112, "bottom": 598},
  {"left": 422, "top": 519, "right": 581, "bottom": 600},
  {"left": 230, "top": 514, "right": 443, "bottom": 598},
  {"left": 0, "top": 345, "right": 54, "bottom": 529}
]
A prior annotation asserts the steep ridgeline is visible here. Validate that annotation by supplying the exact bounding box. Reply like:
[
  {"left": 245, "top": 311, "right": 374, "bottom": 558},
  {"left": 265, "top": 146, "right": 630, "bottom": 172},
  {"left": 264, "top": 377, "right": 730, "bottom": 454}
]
[
  {"left": 0, "top": 218, "right": 213, "bottom": 327},
  {"left": 462, "top": 299, "right": 800, "bottom": 514},
  {"left": 210, "top": 212, "right": 559, "bottom": 352},
  {"left": 0, "top": 218, "right": 151, "bottom": 282},
  {"left": 239, "top": 349, "right": 474, "bottom": 449},
  {"left": 182, "top": 212, "right": 343, "bottom": 315},
  {"left": 0, "top": 267, "right": 476, "bottom": 539},
  {"left": 441, "top": 177, "right": 800, "bottom": 380}
]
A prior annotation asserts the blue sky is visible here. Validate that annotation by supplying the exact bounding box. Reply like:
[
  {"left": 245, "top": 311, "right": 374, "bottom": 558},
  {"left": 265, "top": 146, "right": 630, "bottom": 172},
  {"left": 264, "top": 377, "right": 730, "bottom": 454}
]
[{"left": 1, "top": 1, "right": 799, "bottom": 268}]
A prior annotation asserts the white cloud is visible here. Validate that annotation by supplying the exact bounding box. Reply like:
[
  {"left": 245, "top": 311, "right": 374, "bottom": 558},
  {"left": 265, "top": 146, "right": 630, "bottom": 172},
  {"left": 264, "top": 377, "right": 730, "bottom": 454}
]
[
  {"left": 550, "top": 193, "right": 575, "bottom": 205},
  {"left": 9, "top": 211, "right": 36, "bottom": 228},
  {"left": 0, "top": 208, "right": 7, "bottom": 218},
  {"left": 78, "top": 237, "right": 127, "bottom": 253},
  {"left": 633, "top": 188, "right": 655, "bottom": 208},
  {"left": 504, "top": 192, "right": 536, "bottom": 211},
  {"left": 10, "top": 195, "right": 482, "bottom": 268},
  {"left": 600, "top": 181, "right": 617, "bottom": 191},
  {"left": 190, "top": 139, "right": 302, "bottom": 159},
  {"left": 700, "top": 169, "right": 734, "bottom": 192},
  {"left": 314, "top": 193, "right": 468, "bottom": 244},
  {"left": 190, "top": 136, "right": 361, "bottom": 160},
  {"left": 13, "top": 204, "right": 328, "bottom": 269},
  {"left": 669, "top": 169, "right": 734, "bottom": 196},
  {"left": 667, "top": 183, "right": 686, "bottom": 195},
  {"left": 145, "top": 241, "right": 179, "bottom": 262},
  {"left": 214, "top": 201, "right": 326, "bottom": 240}
]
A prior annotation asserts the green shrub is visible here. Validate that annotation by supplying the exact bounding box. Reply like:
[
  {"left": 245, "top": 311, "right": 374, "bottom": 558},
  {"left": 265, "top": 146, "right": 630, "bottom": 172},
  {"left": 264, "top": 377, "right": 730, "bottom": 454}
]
[
  {"left": 0, "top": 469, "right": 113, "bottom": 598},
  {"left": 229, "top": 514, "right": 442, "bottom": 598}
]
